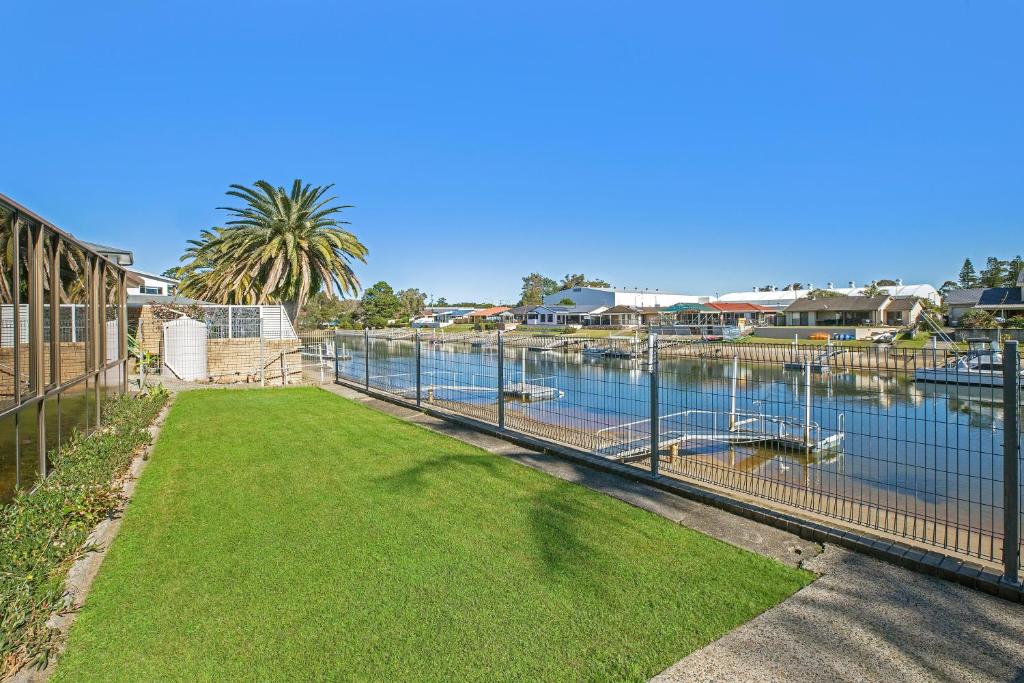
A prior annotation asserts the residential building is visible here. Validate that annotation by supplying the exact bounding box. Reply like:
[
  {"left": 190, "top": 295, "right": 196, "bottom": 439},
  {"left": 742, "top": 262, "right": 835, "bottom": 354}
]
[
  {"left": 526, "top": 304, "right": 608, "bottom": 327},
  {"left": 944, "top": 272, "right": 1024, "bottom": 325},
  {"left": 466, "top": 306, "right": 513, "bottom": 323},
  {"left": 783, "top": 295, "right": 923, "bottom": 327},
  {"left": 127, "top": 269, "right": 179, "bottom": 297}
]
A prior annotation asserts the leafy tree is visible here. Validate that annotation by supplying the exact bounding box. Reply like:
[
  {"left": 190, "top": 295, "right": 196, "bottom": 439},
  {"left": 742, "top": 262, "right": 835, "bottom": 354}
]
[
  {"left": 1004, "top": 315, "right": 1024, "bottom": 329},
  {"left": 179, "top": 179, "right": 367, "bottom": 321},
  {"left": 782, "top": 282, "right": 803, "bottom": 291},
  {"left": 875, "top": 279, "right": 899, "bottom": 286},
  {"left": 360, "top": 281, "right": 401, "bottom": 328},
  {"left": 938, "top": 280, "right": 959, "bottom": 296},
  {"left": 396, "top": 288, "right": 427, "bottom": 319},
  {"left": 519, "top": 273, "right": 559, "bottom": 306},
  {"left": 557, "top": 298, "right": 575, "bottom": 305},
  {"left": 451, "top": 301, "right": 495, "bottom": 307},
  {"left": 297, "top": 292, "right": 359, "bottom": 329},
  {"left": 958, "top": 258, "right": 978, "bottom": 288},
  {"left": 806, "top": 288, "right": 842, "bottom": 299},
  {"left": 434, "top": 296, "right": 449, "bottom": 306},
  {"left": 978, "top": 257, "right": 1008, "bottom": 288},
  {"left": 559, "top": 273, "right": 611, "bottom": 289},
  {"left": 957, "top": 309, "right": 996, "bottom": 329},
  {"left": 1007, "top": 255, "right": 1023, "bottom": 286},
  {"left": 756, "top": 285, "right": 775, "bottom": 292},
  {"left": 160, "top": 266, "right": 184, "bottom": 280},
  {"left": 860, "top": 281, "right": 886, "bottom": 298}
]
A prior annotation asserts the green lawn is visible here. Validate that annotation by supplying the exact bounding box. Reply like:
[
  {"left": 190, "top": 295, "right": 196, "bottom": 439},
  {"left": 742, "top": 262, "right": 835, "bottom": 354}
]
[{"left": 55, "top": 387, "right": 811, "bottom": 682}]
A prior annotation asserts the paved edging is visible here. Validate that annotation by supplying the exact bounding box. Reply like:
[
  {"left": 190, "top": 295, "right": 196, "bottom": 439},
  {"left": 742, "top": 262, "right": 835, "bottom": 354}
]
[{"left": 333, "top": 377, "right": 1023, "bottom": 603}]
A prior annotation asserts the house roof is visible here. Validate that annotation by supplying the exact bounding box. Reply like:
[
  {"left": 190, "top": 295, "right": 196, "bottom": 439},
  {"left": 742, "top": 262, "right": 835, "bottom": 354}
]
[
  {"left": 602, "top": 305, "right": 643, "bottom": 314},
  {"left": 708, "top": 302, "right": 775, "bottom": 313},
  {"left": 128, "top": 268, "right": 180, "bottom": 284},
  {"left": 943, "top": 288, "right": 986, "bottom": 306},
  {"left": 662, "top": 302, "right": 716, "bottom": 313},
  {"left": 508, "top": 305, "right": 533, "bottom": 315},
  {"left": 976, "top": 287, "right": 1024, "bottom": 308},
  {"left": 467, "top": 306, "right": 511, "bottom": 317},
  {"left": 532, "top": 304, "right": 607, "bottom": 315},
  {"left": 785, "top": 295, "right": 890, "bottom": 313},
  {"left": 886, "top": 296, "right": 922, "bottom": 312}
]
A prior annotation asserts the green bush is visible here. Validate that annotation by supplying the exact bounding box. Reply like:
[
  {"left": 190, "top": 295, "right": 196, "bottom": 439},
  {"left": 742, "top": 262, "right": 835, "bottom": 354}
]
[
  {"left": 0, "top": 387, "right": 168, "bottom": 676},
  {"left": 1004, "top": 315, "right": 1024, "bottom": 329}
]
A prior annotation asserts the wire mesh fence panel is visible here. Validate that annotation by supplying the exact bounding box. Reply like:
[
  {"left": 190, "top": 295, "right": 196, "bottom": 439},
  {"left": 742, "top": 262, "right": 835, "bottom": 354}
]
[{"left": 331, "top": 329, "right": 1022, "bottom": 570}]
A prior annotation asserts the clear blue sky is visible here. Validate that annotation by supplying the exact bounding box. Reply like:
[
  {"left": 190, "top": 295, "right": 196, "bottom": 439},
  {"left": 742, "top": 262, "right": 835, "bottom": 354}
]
[{"left": 2, "top": 1, "right": 1020, "bottom": 303}]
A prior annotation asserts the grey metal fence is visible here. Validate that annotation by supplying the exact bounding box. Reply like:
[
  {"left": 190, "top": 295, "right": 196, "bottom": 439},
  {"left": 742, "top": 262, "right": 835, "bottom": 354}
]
[{"left": 332, "top": 329, "right": 1022, "bottom": 582}]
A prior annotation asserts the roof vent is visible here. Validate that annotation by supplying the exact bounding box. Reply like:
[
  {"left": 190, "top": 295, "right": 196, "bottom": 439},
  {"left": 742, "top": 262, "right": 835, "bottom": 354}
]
[
  {"left": 849, "top": 280, "right": 856, "bottom": 288},
  {"left": 896, "top": 278, "right": 903, "bottom": 286},
  {"left": 827, "top": 282, "right": 834, "bottom": 289}
]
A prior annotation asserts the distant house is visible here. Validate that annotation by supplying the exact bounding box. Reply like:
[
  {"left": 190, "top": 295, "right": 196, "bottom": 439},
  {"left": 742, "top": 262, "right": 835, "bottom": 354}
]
[
  {"left": 466, "top": 306, "right": 513, "bottom": 323},
  {"left": 944, "top": 273, "right": 1024, "bottom": 325},
  {"left": 594, "top": 305, "right": 643, "bottom": 327},
  {"left": 127, "top": 269, "right": 179, "bottom": 297},
  {"left": 507, "top": 305, "right": 534, "bottom": 323},
  {"left": 783, "top": 295, "right": 922, "bottom": 327},
  {"left": 526, "top": 304, "right": 608, "bottom": 327},
  {"left": 707, "top": 302, "right": 776, "bottom": 326}
]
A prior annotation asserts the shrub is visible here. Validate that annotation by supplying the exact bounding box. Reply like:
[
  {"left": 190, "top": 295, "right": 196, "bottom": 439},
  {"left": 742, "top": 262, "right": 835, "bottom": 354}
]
[
  {"left": 1004, "top": 315, "right": 1024, "bottom": 329},
  {"left": 957, "top": 309, "right": 996, "bottom": 329},
  {"left": 0, "top": 387, "right": 169, "bottom": 677}
]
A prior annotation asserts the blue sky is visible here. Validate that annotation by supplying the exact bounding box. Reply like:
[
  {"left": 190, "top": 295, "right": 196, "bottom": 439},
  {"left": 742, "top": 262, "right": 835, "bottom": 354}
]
[{"left": 2, "top": 1, "right": 1021, "bottom": 303}]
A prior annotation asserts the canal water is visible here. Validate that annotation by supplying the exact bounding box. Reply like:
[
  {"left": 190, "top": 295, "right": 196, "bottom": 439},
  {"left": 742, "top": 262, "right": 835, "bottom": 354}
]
[{"left": 337, "top": 335, "right": 1013, "bottom": 553}]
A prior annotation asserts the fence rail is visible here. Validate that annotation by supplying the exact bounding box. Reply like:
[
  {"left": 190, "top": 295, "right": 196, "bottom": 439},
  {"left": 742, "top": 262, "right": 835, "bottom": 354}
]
[{"left": 331, "top": 329, "right": 1023, "bottom": 581}]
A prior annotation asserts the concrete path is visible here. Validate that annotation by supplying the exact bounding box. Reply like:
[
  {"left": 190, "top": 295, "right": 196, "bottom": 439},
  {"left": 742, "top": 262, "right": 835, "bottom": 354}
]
[{"left": 324, "top": 383, "right": 1024, "bottom": 682}]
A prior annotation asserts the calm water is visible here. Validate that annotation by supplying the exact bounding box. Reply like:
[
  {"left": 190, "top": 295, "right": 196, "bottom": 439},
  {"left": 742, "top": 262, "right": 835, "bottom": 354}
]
[{"left": 337, "top": 336, "right": 1013, "bottom": 542}]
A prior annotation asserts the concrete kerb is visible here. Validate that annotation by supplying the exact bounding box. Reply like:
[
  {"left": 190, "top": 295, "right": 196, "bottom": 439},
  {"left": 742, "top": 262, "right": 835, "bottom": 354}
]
[{"left": 332, "top": 376, "right": 1024, "bottom": 604}]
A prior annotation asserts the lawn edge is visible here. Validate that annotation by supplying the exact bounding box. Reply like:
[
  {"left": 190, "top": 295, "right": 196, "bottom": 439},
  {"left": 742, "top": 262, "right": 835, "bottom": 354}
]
[{"left": 8, "top": 395, "right": 176, "bottom": 683}]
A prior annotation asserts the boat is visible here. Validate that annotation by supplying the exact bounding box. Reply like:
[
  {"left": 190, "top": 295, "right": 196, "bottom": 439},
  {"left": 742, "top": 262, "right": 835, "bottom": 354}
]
[
  {"left": 581, "top": 345, "right": 606, "bottom": 357},
  {"left": 914, "top": 338, "right": 1023, "bottom": 388}
]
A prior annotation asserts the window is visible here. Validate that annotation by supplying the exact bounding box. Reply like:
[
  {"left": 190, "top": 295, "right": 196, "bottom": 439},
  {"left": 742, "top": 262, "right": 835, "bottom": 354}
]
[{"left": 139, "top": 286, "right": 163, "bottom": 295}]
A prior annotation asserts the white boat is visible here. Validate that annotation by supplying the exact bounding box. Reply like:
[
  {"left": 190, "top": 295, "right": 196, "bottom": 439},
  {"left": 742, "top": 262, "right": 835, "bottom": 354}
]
[
  {"left": 914, "top": 339, "right": 1023, "bottom": 388},
  {"left": 581, "top": 345, "right": 606, "bottom": 357}
]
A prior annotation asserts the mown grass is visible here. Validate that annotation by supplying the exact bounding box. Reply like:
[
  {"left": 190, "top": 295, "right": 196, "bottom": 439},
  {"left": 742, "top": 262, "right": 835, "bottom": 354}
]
[{"left": 54, "top": 387, "right": 811, "bottom": 682}]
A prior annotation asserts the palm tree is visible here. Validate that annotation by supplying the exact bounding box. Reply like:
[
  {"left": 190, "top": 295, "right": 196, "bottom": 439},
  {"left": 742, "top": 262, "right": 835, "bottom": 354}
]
[{"left": 179, "top": 180, "right": 367, "bottom": 319}]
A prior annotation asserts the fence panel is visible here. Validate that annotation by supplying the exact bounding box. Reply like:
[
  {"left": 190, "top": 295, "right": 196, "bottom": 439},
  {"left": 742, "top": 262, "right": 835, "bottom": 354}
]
[{"left": 331, "top": 330, "right": 1022, "bottom": 575}]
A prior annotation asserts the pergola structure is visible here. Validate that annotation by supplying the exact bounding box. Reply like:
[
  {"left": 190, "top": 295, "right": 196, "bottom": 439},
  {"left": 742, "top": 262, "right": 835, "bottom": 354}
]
[{"left": 1, "top": 194, "right": 139, "bottom": 502}]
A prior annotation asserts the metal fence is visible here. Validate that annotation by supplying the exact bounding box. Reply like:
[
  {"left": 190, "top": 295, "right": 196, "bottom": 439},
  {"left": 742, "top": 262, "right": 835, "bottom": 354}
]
[{"left": 331, "top": 329, "right": 1022, "bottom": 582}]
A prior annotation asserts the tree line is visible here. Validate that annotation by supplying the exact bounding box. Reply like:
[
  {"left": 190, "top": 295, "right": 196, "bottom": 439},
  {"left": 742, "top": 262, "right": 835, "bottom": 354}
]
[{"left": 945, "top": 256, "right": 1024, "bottom": 293}]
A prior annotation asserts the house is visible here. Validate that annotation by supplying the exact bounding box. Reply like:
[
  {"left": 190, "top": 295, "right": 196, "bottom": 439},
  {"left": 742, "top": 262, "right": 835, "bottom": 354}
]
[
  {"left": 593, "top": 305, "right": 643, "bottom": 327},
  {"left": 542, "top": 286, "right": 705, "bottom": 310},
  {"left": 507, "top": 305, "right": 534, "bottom": 323},
  {"left": 707, "top": 302, "right": 777, "bottom": 326},
  {"left": 944, "top": 273, "right": 1024, "bottom": 325},
  {"left": 783, "top": 295, "right": 923, "bottom": 327},
  {"left": 466, "top": 306, "right": 513, "bottom": 323},
  {"left": 127, "top": 269, "right": 179, "bottom": 297},
  {"left": 717, "top": 281, "right": 941, "bottom": 310},
  {"left": 526, "top": 304, "right": 608, "bottom": 327}
]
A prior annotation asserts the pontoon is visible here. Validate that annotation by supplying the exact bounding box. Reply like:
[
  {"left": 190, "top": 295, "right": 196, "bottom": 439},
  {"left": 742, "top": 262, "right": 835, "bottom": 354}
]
[{"left": 914, "top": 338, "right": 1023, "bottom": 388}]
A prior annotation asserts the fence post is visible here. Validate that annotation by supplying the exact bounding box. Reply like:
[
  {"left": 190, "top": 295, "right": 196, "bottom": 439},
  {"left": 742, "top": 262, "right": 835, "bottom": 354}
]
[
  {"left": 415, "top": 330, "right": 422, "bottom": 407},
  {"left": 497, "top": 331, "right": 505, "bottom": 430},
  {"left": 1003, "top": 340, "right": 1020, "bottom": 584},
  {"left": 259, "top": 318, "right": 265, "bottom": 386},
  {"left": 649, "top": 332, "right": 659, "bottom": 476},
  {"left": 334, "top": 332, "right": 340, "bottom": 384},
  {"left": 364, "top": 327, "right": 370, "bottom": 390}
]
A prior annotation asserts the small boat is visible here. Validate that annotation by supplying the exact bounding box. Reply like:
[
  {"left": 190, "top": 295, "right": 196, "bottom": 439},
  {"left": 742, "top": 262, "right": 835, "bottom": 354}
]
[
  {"left": 581, "top": 345, "right": 606, "bottom": 357},
  {"left": 914, "top": 339, "right": 1023, "bottom": 388}
]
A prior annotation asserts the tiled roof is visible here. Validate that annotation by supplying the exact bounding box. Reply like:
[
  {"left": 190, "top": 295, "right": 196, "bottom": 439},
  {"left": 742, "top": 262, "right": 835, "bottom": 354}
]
[
  {"left": 467, "top": 306, "right": 511, "bottom": 317},
  {"left": 785, "top": 295, "right": 890, "bottom": 313}
]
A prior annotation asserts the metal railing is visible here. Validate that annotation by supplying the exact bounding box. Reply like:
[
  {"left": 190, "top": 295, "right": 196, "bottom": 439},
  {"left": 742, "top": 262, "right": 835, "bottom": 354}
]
[{"left": 332, "top": 329, "right": 1022, "bottom": 582}]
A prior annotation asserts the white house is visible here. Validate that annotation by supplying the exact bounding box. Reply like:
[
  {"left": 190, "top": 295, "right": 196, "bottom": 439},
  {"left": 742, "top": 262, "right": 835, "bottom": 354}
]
[
  {"left": 542, "top": 287, "right": 704, "bottom": 309},
  {"left": 716, "top": 281, "right": 940, "bottom": 310},
  {"left": 127, "top": 269, "right": 180, "bottom": 297}
]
